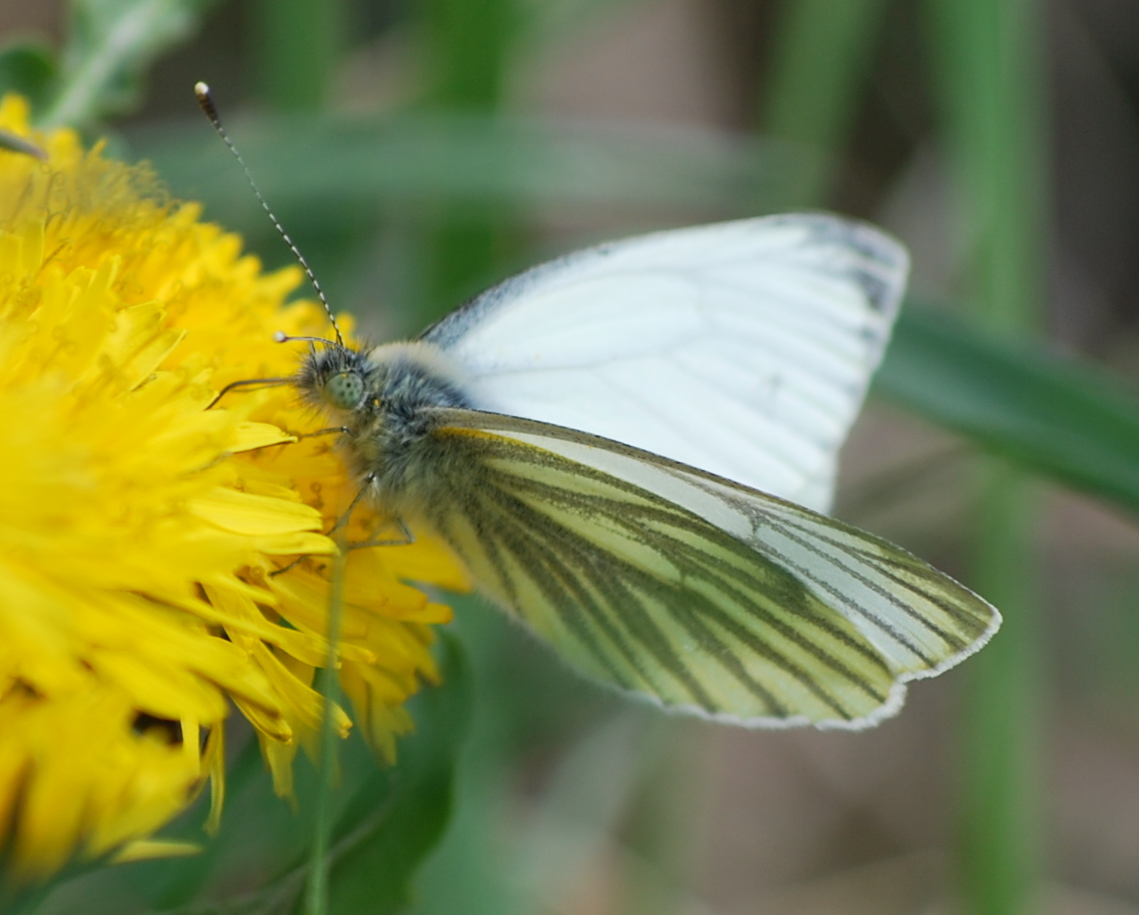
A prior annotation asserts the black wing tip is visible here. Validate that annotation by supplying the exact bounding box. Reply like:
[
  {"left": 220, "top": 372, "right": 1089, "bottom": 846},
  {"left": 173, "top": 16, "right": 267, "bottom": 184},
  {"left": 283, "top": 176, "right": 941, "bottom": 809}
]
[
  {"left": 775, "top": 212, "right": 908, "bottom": 265},
  {"left": 780, "top": 213, "right": 911, "bottom": 317}
]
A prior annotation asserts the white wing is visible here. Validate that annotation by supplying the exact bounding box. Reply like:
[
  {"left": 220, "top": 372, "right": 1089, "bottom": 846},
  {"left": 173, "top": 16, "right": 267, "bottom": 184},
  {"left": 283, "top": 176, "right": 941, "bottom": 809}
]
[{"left": 421, "top": 214, "right": 908, "bottom": 513}]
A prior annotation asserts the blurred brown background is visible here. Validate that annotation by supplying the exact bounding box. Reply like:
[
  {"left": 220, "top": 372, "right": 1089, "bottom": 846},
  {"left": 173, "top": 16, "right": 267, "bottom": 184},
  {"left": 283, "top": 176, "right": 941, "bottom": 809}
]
[{"left": 7, "top": 1, "right": 1139, "bottom": 913}]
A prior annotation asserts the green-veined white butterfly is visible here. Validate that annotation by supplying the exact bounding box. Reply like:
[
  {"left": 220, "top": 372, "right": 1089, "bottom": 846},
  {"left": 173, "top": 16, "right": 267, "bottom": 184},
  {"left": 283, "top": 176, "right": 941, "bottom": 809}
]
[{"left": 284, "top": 213, "right": 999, "bottom": 730}]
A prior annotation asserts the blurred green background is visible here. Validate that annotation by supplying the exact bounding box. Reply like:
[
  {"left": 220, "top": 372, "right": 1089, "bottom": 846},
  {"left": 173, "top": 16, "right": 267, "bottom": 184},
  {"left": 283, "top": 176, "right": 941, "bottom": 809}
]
[{"left": 6, "top": 0, "right": 1139, "bottom": 913}]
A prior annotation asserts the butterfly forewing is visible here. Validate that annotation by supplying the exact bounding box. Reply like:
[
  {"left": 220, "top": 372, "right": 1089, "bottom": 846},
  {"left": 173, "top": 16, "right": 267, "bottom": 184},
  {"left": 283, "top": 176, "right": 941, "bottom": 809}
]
[
  {"left": 421, "top": 214, "right": 908, "bottom": 513},
  {"left": 409, "top": 409, "right": 998, "bottom": 729}
]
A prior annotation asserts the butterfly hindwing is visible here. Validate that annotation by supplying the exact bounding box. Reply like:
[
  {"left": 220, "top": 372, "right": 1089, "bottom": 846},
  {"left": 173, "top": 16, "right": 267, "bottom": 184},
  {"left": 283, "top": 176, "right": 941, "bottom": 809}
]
[{"left": 406, "top": 408, "right": 998, "bottom": 729}]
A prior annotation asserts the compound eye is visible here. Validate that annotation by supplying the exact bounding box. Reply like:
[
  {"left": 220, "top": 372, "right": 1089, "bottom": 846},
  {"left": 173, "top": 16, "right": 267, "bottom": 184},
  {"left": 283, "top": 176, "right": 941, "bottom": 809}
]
[{"left": 324, "top": 372, "right": 364, "bottom": 410}]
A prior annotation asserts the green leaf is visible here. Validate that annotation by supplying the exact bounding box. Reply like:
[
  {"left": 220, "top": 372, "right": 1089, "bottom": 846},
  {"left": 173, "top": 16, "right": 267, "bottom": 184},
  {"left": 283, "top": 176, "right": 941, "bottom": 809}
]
[
  {"left": 0, "top": 42, "right": 58, "bottom": 111},
  {"left": 759, "top": 0, "right": 892, "bottom": 207},
  {"left": 39, "top": 0, "right": 223, "bottom": 129},
  {"left": 319, "top": 634, "right": 473, "bottom": 915},
  {"left": 1, "top": 864, "right": 84, "bottom": 915},
  {"left": 877, "top": 306, "right": 1139, "bottom": 516}
]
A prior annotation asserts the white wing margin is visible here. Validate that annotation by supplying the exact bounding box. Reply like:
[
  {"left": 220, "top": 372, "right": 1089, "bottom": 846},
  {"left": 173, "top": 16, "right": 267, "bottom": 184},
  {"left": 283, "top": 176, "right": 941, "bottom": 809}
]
[{"left": 421, "top": 214, "right": 909, "bottom": 512}]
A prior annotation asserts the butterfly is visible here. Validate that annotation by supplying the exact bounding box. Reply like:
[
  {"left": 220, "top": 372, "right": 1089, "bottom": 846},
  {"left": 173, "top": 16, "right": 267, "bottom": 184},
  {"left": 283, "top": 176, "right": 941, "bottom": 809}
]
[{"left": 280, "top": 213, "right": 999, "bottom": 730}]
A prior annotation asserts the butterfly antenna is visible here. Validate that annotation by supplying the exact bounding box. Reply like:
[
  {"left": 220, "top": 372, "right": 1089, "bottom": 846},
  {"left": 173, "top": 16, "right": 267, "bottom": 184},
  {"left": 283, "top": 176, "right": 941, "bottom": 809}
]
[
  {"left": 194, "top": 82, "right": 345, "bottom": 347},
  {"left": 273, "top": 331, "right": 338, "bottom": 347}
]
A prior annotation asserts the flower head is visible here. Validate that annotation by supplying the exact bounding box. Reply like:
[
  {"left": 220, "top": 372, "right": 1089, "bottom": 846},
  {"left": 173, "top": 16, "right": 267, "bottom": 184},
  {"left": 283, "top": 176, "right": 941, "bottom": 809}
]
[{"left": 0, "top": 95, "right": 467, "bottom": 881}]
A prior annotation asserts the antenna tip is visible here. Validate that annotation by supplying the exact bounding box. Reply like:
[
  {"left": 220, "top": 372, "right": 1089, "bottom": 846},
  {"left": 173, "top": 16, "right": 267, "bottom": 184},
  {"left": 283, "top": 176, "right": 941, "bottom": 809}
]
[
  {"left": 194, "top": 82, "right": 219, "bottom": 122},
  {"left": 273, "top": 331, "right": 289, "bottom": 343}
]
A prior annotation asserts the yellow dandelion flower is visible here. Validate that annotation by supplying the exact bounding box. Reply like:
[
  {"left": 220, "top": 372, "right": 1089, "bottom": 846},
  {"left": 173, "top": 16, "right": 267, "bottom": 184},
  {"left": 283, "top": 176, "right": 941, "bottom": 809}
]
[{"left": 0, "top": 95, "right": 469, "bottom": 882}]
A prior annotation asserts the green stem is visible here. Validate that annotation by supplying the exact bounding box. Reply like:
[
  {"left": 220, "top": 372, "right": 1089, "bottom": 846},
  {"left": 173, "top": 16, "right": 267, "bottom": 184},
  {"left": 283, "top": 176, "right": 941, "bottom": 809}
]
[
  {"left": 926, "top": 1, "right": 1049, "bottom": 912},
  {"left": 305, "top": 540, "right": 348, "bottom": 915},
  {"left": 759, "top": 0, "right": 892, "bottom": 207},
  {"left": 963, "top": 463, "right": 1041, "bottom": 914},
  {"left": 415, "top": 0, "right": 519, "bottom": 319}
]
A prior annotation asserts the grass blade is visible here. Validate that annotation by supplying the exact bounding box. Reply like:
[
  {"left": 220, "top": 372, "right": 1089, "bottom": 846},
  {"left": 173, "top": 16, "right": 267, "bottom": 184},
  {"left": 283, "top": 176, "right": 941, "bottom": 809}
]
[
  {"left": 925, "top": 1, "right": 1049, "bottom": 911},
  {"left": 305, "top": 541, "right": 348, "bottom": 915}
]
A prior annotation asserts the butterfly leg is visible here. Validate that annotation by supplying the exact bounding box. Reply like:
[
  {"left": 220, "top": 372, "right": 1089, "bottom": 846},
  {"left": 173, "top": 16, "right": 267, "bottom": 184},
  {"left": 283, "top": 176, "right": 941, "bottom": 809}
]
[
  {"left": 269, "top": 555, "right": 307, "bottom": 577},
  {"left": 296, "top": 426, "right": 350, "bottom": 440},
  {"left": 334, "top": 475, "right": 415, "bottom": 548},
  {"left": 206, "top": 376, "right": 292, "bottom": 410},
  {"left": 269, "top": 512, "right": 414, "bottom": 576},
  {"left": 348, "top": 516, "right": 416, "bottom": 551},
  {"left": 327, "top": 473, "right": 377, "bottom": 536},
  {"left": 268, "top": 473, "right": 377, "bottom": 577}
]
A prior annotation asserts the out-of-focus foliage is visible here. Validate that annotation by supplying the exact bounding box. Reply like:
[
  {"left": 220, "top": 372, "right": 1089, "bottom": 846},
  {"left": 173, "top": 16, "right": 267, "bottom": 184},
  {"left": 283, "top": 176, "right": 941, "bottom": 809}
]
[
  {"left": 0, "top": 42, "right": 56, "bottom": 110},
  {"left": 0, "top": 0, "right": 224, "bottom": 128},
  {"left": 6, "top": 0, "right": 1139, "bottom": 912},
  {"left": 880, "top": 308, "right": 1139, "bottom": 521}
]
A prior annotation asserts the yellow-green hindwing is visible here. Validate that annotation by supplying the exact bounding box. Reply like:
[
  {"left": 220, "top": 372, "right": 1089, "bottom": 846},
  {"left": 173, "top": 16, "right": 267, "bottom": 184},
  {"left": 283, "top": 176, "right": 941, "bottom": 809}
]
[{"left": 406, "top": 409, "right": 998, "bottom": 729}]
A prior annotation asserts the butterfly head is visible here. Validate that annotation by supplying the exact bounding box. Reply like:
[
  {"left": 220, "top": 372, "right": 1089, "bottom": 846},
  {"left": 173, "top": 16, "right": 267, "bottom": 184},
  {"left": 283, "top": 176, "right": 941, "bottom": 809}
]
[
  {"left": 324, "top": 370, "right": 364, "bottom": 410},
  {"left": 287, "top": 337, "right": 372, "bottom": 416}
]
